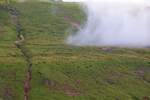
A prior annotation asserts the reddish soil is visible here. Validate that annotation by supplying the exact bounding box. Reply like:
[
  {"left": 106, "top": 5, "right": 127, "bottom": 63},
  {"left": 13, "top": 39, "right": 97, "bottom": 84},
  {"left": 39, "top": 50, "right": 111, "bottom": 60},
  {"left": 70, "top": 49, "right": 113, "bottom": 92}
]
[
  {"left": 64, "top": 16, "right": 81, "bottom": 29},
  {"left": 43, "top": 79, "right": 81, "bottom": 97}
]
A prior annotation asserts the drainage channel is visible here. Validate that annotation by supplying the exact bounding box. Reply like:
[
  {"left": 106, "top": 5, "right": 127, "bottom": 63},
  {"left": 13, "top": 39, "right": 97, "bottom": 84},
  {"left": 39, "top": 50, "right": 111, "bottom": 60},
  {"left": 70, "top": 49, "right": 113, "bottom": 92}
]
[{"left": 7, "top": 5, "right": 32, "bottom": 100}]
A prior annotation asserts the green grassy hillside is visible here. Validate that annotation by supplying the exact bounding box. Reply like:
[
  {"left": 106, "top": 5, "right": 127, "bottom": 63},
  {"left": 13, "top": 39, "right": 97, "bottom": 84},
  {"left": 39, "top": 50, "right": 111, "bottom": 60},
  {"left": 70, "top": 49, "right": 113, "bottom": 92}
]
[{"left": 0, "top": 1, "right": 150, "bottom": 100}]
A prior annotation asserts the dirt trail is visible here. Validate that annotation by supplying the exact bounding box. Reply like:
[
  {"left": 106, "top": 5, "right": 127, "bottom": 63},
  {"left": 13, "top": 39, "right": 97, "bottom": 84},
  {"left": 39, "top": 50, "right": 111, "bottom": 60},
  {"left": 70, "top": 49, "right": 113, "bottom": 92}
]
[{"left": 7, "top": 5, "right": 32, "bottom": 100}]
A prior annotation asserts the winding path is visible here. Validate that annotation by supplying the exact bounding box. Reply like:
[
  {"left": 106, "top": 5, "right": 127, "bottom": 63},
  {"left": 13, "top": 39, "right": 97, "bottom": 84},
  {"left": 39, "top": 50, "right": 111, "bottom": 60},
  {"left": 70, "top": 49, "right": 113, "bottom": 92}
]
[{"left": 8, "top": 5, "right": 32, "bottom": 100}]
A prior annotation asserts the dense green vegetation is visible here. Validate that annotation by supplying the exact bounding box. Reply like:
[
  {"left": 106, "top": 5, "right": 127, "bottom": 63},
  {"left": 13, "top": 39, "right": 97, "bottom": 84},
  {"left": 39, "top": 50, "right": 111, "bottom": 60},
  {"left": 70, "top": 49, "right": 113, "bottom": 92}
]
[{"left": 0, "top": 1, "right": 150, "bottom": 100}]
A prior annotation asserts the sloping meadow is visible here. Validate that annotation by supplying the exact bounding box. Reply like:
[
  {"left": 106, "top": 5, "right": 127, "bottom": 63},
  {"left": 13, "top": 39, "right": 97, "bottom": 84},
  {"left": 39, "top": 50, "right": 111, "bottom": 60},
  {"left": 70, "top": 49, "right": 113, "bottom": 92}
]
[{"left": 0, "top": 1, "right": 150, "bottom": 100}]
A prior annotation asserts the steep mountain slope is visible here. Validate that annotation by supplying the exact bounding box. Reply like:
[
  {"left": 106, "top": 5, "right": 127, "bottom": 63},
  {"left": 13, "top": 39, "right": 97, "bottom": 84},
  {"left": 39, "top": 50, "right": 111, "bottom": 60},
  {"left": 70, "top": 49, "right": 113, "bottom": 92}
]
[{"left": 0, "top": 1, "right": 150, "bottom": 100}]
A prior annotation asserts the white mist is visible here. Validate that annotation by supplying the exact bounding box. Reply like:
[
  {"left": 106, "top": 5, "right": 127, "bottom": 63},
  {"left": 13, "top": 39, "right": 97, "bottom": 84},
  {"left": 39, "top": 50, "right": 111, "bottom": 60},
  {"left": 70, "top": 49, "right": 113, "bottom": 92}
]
[{"left": 67, "top": 0, "right": 150, "bottom": 47}]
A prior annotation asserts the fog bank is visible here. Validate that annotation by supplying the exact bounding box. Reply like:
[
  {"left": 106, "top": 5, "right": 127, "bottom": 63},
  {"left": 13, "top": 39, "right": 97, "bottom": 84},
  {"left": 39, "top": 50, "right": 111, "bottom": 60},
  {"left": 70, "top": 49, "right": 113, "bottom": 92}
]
[{"left": 67, "top": 0, "right": 150, "bottom": 47}]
